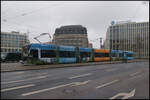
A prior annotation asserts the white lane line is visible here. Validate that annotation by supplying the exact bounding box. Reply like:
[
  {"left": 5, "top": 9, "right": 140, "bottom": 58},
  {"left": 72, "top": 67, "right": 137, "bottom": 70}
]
[
  {"left": 7, "top": 72, "right": 25, "bottom": 75},
  {"left": 1, "top": 84, "right": 35, "bottom": 92},
  {"left": 130, "top": 75, "right": 142, "bottom": 80},
  {"left": 3, "top": 73, "right": 48, "bottom": 81},
  {"left": 130, "top": 71, "right": 141, "bottom": 76},
  {"left": 71, "top": 80, "right": 91, "bottom": 87},
  {"left": 22, "top": 83, "right": 74, "bottom": 96},
  {"left": 15, "top": 72, "right": 25, "bottom": 74},
  {"left": 68, "top": 73, "right": 92, "bottom": 79},
  {"left": 96, "top": 80, "right": 119, "bottom": 89},
  {"left": 2, "top": 76, "right": 47, "bottom": 84},
  {"left": 106, "top": 68, "right": 118, "bottom": 72}
]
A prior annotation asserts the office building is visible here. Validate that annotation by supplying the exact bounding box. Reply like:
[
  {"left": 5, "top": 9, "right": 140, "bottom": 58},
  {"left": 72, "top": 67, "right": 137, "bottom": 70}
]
[
  {"left": 104, "top": 21, "right": 149, "bottom": 58},
  {"left": 1, "top": 31, "right": 30, "bottom": 56}
]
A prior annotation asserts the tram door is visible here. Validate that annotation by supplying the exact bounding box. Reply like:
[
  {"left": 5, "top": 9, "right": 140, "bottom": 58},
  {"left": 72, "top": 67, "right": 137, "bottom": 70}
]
[{"left": 29, "top": 49, "right": 39, "bottom": 59}]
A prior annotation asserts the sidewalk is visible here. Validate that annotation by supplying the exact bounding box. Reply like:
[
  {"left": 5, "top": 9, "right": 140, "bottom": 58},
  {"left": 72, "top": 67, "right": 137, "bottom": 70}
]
[{"left": 1, "top": 59, "right": 148, "bottom": 72}]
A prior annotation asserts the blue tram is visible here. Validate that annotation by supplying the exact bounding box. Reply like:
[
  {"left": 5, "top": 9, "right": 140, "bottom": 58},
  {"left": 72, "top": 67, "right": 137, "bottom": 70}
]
[
  {"left": 79, "top": 47, "right": 93, "bottom": 62},
  {"left": 58, "top": 45, "right": 76, "bottom": 64},
  {"left": 22, "top": 43, "right": 134, "bottom": 65},
  {"left": 110, "top": 50, "right": 123, "bottom": 61},
  {"left": 27, "top": 43, "right": 57, "bottom": 64},
  {"left": 123, "top": 51, "right": 134, "bottom": 60}
]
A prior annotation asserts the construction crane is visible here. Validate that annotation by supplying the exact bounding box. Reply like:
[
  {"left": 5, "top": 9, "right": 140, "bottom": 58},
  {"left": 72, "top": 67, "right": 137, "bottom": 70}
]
[{"left": 34, "top": 33, "right": 51, "bottom": 44}]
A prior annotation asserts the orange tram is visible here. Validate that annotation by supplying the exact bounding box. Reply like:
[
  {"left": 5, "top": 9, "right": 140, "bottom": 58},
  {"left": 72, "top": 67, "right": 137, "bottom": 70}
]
[{"left": 93, "top": 49, "right": 110, "bottom": 62}]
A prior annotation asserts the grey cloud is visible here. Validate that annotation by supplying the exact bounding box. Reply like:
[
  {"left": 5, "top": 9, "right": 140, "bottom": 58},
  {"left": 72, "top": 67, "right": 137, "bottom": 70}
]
[{"left": 1, "top": 1, "right": 149, "bottom": 48}]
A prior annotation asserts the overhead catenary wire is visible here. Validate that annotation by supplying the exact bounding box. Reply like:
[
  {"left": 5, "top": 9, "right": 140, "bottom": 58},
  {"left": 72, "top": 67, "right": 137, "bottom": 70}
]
[
  {"left": 2, "top": 2, "right": 66, "bottom": 21},
  {"left": 2, "top": 1, "right": 147, "bottom": 48},
  {"left": 2, "top": 2, "right": 144, "bottom": 22},
  {"left": 2, "top": 21, "right": 42, "bottom": 33},
  {"left": 130, "top": 1, "right": 149, "bottom": 20}
]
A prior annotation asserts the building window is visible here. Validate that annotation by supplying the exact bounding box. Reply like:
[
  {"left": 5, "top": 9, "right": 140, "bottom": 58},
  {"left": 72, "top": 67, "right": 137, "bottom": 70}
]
[{"left": 1, "top": 48, "right": 3, "bottom": 52}]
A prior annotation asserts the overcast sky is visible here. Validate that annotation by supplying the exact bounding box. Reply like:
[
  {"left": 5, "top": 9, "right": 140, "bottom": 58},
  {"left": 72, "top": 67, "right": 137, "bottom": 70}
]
[{"left": 1, "top": 1, "right": 149, "bottom": 48}]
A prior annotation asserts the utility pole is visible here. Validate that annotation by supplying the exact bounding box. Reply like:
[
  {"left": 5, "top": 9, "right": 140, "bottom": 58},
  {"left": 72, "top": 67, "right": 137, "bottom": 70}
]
[
  {"left": 100, "top": 37, "right": 103, "bottom": 49},
  {"left": 26, "top": 29, "right": 30, "bottom": 44}
]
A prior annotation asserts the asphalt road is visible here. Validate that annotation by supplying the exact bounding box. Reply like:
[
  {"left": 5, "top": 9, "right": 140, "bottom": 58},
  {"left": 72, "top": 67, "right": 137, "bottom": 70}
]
[{"left": 1, "top": 62, "right": 149, "bottom": 99}]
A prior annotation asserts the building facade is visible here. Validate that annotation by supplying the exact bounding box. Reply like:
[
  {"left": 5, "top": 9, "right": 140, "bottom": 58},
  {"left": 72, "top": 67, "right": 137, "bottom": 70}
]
[
  {"left": 104, "top": 21, "right": 149, "bottom": 58},
  {"left": 1, "top": 31, "right": 30, "bottom": 56},
  {"left": 52, "top": 25, "right": 92, "bottom": 48}
]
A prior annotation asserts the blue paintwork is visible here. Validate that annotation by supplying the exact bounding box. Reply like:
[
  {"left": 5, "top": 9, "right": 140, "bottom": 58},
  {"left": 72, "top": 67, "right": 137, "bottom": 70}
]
[
  {"left": 127, "top": 57, "right": 134, "bottom": 60},
  {"left": 125, "top": 51, "right": 134, "bottom": 54},
  {"left": 118, "top": 50, "right": 123, "bottom": 53},
  {"left": 58, "top": 45, "right": 76, "bottom": 63},
  {"left": 30, "top": 43, "right": 56, "bottom": 50},
  {"left": 124, "top": 51, "right": 134, "bottom": 60},
  {"left": 59, "top": 58, "right": 76, "bottom": 63},
  {"left": 110, "top": 50, "right": 117, "bottom": 53},
  {"left": 59, "top": 45, "right": 75, "bottom": 51},
  {"left": 111, "top": 50, "right": 123, "bottom": 54},
  {"left": 79, "top": 48, "right": 92, "bottom": 52},
  {"left": 111, "top": 50, "right": 120, "bottom": 58},
  {"left": 79, "top": 48, "right": 92, "bottom": 62}
]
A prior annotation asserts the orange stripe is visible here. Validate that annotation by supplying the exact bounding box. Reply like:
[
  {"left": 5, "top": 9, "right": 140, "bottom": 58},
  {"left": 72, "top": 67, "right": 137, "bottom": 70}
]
[
  {"left": 94, "top": 57, "right": 110, "bottom": 62},
  {"left": 94, "top": 49, "right": 110, "bottom": 53},
  {"left": 105, "top": 57, "right": 110, "bottom": 61}
]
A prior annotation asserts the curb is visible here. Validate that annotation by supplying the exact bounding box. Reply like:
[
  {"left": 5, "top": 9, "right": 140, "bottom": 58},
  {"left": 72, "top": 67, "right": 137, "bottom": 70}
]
[{"left": 1, "top": 60, "right": 148, "bottom": 73}]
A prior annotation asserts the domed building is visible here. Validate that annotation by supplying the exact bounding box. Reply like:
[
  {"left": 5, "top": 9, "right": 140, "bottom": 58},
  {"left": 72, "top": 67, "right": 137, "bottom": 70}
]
[{"left": 52, "top": 25, "right": 92, "bottom": 48}]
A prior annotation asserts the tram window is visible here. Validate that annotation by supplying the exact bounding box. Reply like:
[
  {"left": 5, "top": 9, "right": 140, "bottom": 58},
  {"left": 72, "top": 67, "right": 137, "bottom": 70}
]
[
  {"left": 30, "top": 50, "right": 38, "bottom": 58},
  {"left": 105, "top": 53, "right": 109, "bottom": 57},
  {"left": 41, "top": 50, "right": 56, "bottom": 58},
  {"left": 80, "top": 52, "right": 91, "bottom": 57},
  {"left": 94, "top": 53, "right": 105, "bottom": 57},
  {"left": 112, "top": 53, "right": 117, "bottom": 57},
  {"left": 119, "top": 53, "right": 123, "bottom": 57},
  {"left": 59, "top": 51, "right": 75, "bottom": 57},
  {"left": 127, "top": 54, "right": 133, "bottom": 57}
]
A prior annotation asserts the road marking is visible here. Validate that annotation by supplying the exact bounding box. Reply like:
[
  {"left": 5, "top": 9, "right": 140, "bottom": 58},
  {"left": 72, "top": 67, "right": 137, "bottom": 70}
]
[
  {"left": 2, "top": 76, "right": 47, "bottom": 84},
  {"left": 68, "top": 73, "right": 92, "bottom": 79},
  {"left": 130, "top": 75, "right": 142, "bottom": 80},
  {"left": 15, "top": 72, "right": 25, "bottom": 74},
  {"left": 96, "top": 80, "right": 119, "bottom": 89},
  {"left": 7, "top": 72, "right": 25, "bottom": 75},
  {"left": 109, "top": 89, "right": 136, "bottom": 99},
  {"left": 106, "top": 68, "right": 118, "bottom": 72},
  {"left": 3, "top": 73, "right": 47, "bottom": 81},
  {"left": 71, "top": 80, "right": 91, "bottom": 87},
  {"left": 22, "top": 80, "right": 91, "bottom": 96},
  {"left": 1, "top": 84, "right": 35, "bottom": 92},
  {"left": 130, "top": 71, "right": 140, "bottom": 76},
  {"left": 22, "top": 83, "right": 74, "bottom": 96}
]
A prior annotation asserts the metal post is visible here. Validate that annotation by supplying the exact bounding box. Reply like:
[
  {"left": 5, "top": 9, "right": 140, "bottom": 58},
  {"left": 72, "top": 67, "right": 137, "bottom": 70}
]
[
  {"left": 48, "top": 33, "right": 51, "bottom": 42},
  {"left": 100, "top": 37, "right": 103, "bottom": 49}
]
